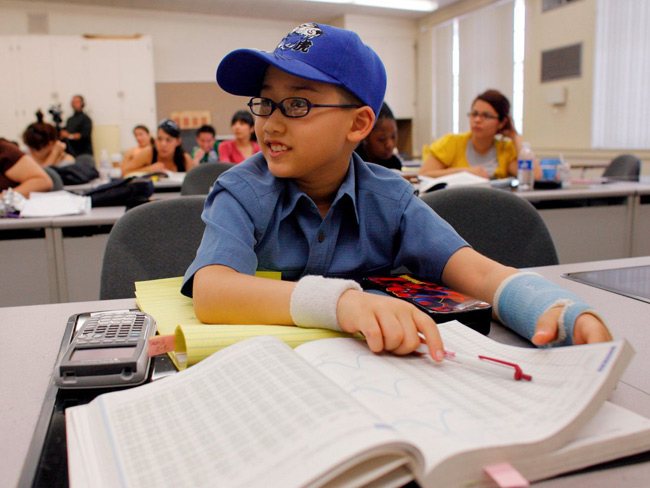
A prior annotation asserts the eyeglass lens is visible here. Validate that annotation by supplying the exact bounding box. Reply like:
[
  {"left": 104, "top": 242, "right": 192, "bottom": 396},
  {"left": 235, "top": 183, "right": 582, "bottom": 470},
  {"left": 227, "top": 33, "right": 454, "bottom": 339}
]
[
  {"left": 467, "top": 111, "right": 498, "bottom": 120},
  {"left": 249, "top": 98, "right": 311, "bottom": 118}
]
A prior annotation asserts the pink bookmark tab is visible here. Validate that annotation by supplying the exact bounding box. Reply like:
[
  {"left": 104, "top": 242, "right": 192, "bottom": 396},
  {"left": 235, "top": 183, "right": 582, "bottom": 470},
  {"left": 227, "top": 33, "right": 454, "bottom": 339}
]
[
  {"left": 148, "top": 334, "right": 175, "bottom": 357},
  {"left": 484, "top": 462, "right": 529, "bottom": 488}
]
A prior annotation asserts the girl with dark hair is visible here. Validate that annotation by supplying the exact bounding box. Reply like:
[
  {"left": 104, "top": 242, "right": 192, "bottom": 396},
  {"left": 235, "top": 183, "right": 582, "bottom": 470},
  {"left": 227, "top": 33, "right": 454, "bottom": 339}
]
[
  {"left": 218, "top": 110, "right": 261, "bottom": 164},
  {"left": 122, "top": 119, "right": 195, "bottom": 176},
  {"left": 122, "top": 125, "right": 154, "bottom": 170},
  {"left": 22, "top": 111, "right": 75, "bottom": 168},
  {"left": 355, "top": 102, "right": 403, "bottom": 170},
  {"left": 1, "top": 138, "right": 53, "bottom": 196},
  {"left": 419, "top": 89, "right": 528, "bottom": 179}
]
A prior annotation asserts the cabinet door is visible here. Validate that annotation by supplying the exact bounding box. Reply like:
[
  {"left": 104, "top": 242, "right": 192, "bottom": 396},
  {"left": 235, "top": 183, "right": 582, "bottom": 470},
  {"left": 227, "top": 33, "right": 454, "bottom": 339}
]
[
  {"left": 116, "top": 37, "right": 157, "bottom": 148},
  {"left": 83, "top": 39, "right": 122, "bottom": 123},
  {"left": 14, "top": 36, "right": 56, "bottom": 134},
  {"left": 49, "top": 36, "right": 88, "bottom": 115},
  {"left": 0, "top": 38, "right": 21, "bottom": 141}
]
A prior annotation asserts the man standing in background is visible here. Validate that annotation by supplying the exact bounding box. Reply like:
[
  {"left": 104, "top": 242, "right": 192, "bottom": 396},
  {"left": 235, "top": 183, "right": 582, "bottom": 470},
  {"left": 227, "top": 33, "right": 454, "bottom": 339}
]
[{"left": 60, "top": 95, "right": 93, "bottom": 157}]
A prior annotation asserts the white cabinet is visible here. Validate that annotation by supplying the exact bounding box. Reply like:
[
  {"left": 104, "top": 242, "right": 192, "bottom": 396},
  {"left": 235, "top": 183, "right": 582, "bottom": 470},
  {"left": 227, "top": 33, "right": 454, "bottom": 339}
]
[{"left": 0, "top": 35, "right": 156, "bottom": 152}]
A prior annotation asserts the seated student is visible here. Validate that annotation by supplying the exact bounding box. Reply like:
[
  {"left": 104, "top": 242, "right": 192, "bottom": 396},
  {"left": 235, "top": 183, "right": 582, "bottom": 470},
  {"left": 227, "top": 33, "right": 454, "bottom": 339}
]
[
  {"left": 22, "top": 112, "right": 75, "bottom": 168},
  {"left": 420, "top": 89, "right": 535, "bottom": 180},
  {"left": 182, "top": 23, "right": 611, "bottom": 359},
  {"left": 122, "top": 125, "right": 154, "bottom": 169},
  {"left": 122, "top": 119, "right": 195, "bottom": 176},
  {"left": 191, "top": 124, "right": 219, "bottom": 165},
  {"left": 217, "top": 110, "right": 261, "bottom": 164},
  {"left": 1, "top": 138, "right": 53, "bottom": 197},
  {"left": 354, "top": 101, "right": 403, "bottom": 171}
]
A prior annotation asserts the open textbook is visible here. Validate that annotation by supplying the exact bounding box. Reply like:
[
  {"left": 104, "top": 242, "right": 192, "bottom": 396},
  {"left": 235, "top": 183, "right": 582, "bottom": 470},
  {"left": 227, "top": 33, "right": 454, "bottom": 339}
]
[{"left": 65, "top": 321, "right": 649, "bottom": 488}]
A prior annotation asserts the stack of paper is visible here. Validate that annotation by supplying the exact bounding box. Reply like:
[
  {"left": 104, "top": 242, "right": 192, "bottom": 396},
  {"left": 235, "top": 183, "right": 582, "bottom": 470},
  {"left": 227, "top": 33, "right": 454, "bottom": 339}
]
[
  {"left": 20, "top": 190, "right": 91, "bottom": 217},
  {"left": 135, "top": 276, "right": 358, "bottom": 369}
]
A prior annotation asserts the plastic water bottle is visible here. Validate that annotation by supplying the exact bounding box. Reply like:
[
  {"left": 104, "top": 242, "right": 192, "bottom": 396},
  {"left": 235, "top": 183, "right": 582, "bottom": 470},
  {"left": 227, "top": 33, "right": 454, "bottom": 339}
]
[
  {"left": 517, "top": 142, "right": 534, "bottom": 191},
  {"left": 98, "top": 149, "right": 111, "bottom": 182},
  {"left": 559, "top": 156, "right": 571, "bottom": 188}
]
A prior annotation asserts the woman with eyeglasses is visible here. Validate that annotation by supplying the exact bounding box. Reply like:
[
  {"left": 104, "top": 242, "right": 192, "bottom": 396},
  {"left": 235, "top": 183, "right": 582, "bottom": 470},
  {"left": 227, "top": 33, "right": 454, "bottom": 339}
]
[
  {"left": 419, "top": 89, "right": 526, "bottom": 179},
  {"left": 122, "top": 119, "right": 195, "bottom": 176}
]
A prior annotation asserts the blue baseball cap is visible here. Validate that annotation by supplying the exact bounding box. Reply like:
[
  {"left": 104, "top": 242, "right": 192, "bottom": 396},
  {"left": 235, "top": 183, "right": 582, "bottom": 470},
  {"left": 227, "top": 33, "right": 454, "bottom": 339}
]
[{"left": 216, "top": 23, "right": 387, "bottom": 118}]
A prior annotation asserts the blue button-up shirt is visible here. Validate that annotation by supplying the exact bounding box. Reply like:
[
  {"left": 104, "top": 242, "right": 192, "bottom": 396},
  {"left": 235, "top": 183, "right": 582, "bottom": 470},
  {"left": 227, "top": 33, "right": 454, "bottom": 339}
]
[{"left": 181, "top": 152, "right": 467, "bottom": 296}]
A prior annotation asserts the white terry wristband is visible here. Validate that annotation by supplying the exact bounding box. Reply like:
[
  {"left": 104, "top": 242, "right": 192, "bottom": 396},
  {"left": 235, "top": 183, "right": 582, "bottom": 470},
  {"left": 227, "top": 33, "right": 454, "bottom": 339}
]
[{"left": 290, "top": 275, "right": 362, "bottom": 331}]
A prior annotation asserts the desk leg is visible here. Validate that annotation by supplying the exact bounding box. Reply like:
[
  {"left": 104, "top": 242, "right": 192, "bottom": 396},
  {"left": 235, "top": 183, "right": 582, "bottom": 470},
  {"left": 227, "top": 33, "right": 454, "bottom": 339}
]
[
  {"left": 626, "top": 194, "right": 639, "bottom": 257},
  {"left": 44, "top": 228, "right": 60, "bottom": 303},
  {"left": 49, "top": 227, "right": 69, "bottom": 303}
]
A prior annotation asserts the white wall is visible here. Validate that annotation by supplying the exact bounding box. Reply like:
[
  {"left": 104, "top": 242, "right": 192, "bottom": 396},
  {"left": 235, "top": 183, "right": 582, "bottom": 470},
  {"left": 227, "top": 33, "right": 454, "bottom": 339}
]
[
  {"left": 0, "top": 1, "right": 419, "bottom": 152},
  {"left": 0, "top": 1, "right": 297, "bottom": 83},
  {"left": 416, "top": 0, "right": 650, "bottom": 172},
  {"left": 338, "top": 14, "right": 418, "bottom": 120}
]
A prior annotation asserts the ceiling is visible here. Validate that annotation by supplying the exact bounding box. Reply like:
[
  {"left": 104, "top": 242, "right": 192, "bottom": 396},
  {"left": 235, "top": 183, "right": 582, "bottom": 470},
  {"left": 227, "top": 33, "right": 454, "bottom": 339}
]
[{"left": 31, "top": 0, "right": 464, "bottom": 21}]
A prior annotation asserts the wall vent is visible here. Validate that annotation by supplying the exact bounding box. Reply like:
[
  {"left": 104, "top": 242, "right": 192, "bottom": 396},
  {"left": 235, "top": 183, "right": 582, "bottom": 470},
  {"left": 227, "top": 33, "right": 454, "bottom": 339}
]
[
  {"left": 27, "top": 13, "right": 49, "bottom": 34},
  {"left": 541, "top": 43, "right": 582, "bottom": 82}
]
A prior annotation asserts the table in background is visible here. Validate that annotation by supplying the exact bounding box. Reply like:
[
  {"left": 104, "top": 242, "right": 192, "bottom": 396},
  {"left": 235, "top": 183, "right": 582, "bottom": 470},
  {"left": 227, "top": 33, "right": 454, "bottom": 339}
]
[
  {"left": 3, "top": 257, "right": 649, "bottom": 488},
  {"left": 516, "top": 181, "right": 650, "bottom": 263},
  {"left": 0, "top": 207, "right": 126, "bottom": 307}
]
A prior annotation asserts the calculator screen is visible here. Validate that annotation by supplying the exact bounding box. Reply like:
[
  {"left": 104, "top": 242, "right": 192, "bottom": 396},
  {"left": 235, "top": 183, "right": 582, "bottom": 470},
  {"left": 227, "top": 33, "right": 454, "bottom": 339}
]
[{"left": 71, "top": 346, "right": 136, "bottom": 361}]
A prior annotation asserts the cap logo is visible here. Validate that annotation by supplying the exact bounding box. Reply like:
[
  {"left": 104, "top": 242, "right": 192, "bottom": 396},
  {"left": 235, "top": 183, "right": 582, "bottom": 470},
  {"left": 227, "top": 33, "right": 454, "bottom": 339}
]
[{"left": 276, "top": 23, "right": 323, "bottom": 53}]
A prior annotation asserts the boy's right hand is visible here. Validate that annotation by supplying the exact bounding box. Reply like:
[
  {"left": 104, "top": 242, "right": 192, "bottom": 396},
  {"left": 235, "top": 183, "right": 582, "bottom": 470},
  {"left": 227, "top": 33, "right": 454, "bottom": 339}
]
[{"left": 337, "top": 290, "right": 445, "bottom": 361}]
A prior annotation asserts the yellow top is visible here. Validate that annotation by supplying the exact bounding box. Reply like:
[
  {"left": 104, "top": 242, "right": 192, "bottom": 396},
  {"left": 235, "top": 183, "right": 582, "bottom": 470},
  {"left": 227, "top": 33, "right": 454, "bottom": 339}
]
[{"left": 422, "top": 132, "right": 517, "bottom": 179}]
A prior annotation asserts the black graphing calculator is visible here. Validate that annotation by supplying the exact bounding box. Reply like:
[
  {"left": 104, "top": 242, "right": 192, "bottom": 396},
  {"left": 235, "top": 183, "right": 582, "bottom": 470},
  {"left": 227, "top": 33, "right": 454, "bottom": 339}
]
[{"left": 54, "top": 311, "right": 156, "bottom": 389}]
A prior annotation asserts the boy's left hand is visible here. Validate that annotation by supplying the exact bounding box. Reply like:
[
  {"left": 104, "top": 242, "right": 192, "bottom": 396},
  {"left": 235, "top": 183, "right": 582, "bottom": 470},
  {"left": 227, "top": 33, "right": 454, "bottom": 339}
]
[
  {"left": 532, "top": 307, "right": 612, "bottom": 346},
  {"left": 337, "top": 290, "right": 445, "bottom": 360}
]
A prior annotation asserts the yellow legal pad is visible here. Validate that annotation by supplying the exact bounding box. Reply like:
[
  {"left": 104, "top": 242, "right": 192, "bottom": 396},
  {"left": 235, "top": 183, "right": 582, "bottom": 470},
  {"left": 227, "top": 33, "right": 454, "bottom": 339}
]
[{"left": 134, "top": 276, "right": 359, "bottom": 369}]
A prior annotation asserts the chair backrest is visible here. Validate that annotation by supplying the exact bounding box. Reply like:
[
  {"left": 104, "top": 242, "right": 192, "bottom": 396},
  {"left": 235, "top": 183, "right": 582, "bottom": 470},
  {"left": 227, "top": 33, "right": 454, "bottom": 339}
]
[
  {"left": 100, "top": 196, "right": 206, "bottom": 299},
  {"left": 42, "top": 166, "right": 64, "bottom": 190},
  {"left": 181, "top": 162, "right": 234, "bottom": 195},
  {"left": 75, "top": 153, "right": 96, "bottom": 167},
  {"left": 420, "top": 186, "right": 559, "bottom": 268},
  {"left": 602, "top": 154, "right": 641, "bottom": 181}
]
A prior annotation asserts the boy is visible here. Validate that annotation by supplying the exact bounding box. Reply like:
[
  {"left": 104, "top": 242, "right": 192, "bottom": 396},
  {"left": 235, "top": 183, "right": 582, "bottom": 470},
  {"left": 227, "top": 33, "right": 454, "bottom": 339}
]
[
  {"left": 191, "top": 124, "right": 219, "bottom": 165},
  {"left": 182, "top": 23, "right": 611, "bottom": 359}
]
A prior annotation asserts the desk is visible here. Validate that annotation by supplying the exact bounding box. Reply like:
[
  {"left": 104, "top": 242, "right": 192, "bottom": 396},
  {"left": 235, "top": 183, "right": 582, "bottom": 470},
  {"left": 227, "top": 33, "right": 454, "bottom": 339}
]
[
  {"left": 3, "top": 257, "right": 649, "bottom": 488},
  {"left": 516, "top": 181, "right": 650, "bottom": 263},
  {"left": 0, "top": 207, "right": 126, "bottom": 306}
]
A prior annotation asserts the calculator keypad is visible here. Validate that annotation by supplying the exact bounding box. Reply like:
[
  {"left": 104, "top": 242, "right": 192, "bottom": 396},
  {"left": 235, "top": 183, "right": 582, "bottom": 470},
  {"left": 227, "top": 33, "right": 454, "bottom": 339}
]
[{"left": 77, "top": 312, "right": 147, "bottom": 345}]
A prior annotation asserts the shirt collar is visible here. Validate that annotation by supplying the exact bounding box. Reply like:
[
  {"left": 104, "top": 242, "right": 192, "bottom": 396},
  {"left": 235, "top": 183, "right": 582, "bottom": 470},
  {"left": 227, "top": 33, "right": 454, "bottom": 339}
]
[{"left": 279, "top": 156, "right": 360, "bottom": 224}]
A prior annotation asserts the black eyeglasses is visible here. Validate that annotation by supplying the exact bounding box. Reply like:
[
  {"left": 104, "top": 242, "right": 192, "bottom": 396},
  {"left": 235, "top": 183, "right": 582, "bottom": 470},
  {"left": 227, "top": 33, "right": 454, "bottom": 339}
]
[
  {"left": 467, "top": 111, "right": 500, "bottom": 121},
  {"left": 247, "top": 97, "right": 362, "bottom": 118}
]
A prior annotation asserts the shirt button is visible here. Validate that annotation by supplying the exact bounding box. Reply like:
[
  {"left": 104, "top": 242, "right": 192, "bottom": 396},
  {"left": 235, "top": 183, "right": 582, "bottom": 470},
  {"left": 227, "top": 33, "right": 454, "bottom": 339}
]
[{"left": 317, "top": 232, "right": 325, "bottom": 243}]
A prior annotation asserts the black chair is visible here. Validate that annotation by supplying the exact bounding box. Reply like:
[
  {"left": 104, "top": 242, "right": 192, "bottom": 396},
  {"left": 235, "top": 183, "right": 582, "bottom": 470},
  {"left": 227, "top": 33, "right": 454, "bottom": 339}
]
[
  {"left": 602, "top": 154, "right": 641, "bottom": 181},
  {"left": 180, "top": 162, "right": 234, "bottom": 195},
  {"left": 42, "top": 166, "right": 64, "bottom": 190},
  {"left": 420, "top": 186, "right": 559, "bottom": 268},
  {"left": 100, "top": 196, "right": 206, "bottom": 299}
]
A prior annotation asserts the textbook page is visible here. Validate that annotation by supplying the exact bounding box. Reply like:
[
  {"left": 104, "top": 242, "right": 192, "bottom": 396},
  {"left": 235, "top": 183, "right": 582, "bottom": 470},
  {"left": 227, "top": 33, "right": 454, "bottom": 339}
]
[
  {"left": 515, "top": 401, "right": 650, "bottom": 484},
  {"left": 295, "top": 321, "right": 633, "bottom": 488},
  {"left": 66, "top": 336, "right": 422, "bottom": 488}
]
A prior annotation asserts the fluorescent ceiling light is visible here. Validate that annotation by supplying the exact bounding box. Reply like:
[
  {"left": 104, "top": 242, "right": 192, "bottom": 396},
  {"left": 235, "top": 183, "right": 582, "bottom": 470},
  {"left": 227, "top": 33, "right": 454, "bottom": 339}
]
[{"left": 300, "top": 0, "right": 439, "bottom": 13}]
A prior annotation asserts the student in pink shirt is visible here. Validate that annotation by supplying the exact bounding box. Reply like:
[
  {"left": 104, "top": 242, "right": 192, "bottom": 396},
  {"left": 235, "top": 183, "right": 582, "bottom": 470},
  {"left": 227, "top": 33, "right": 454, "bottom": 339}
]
[{"left": 218, "top": 110, "right": 260, "bottom": 164}]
